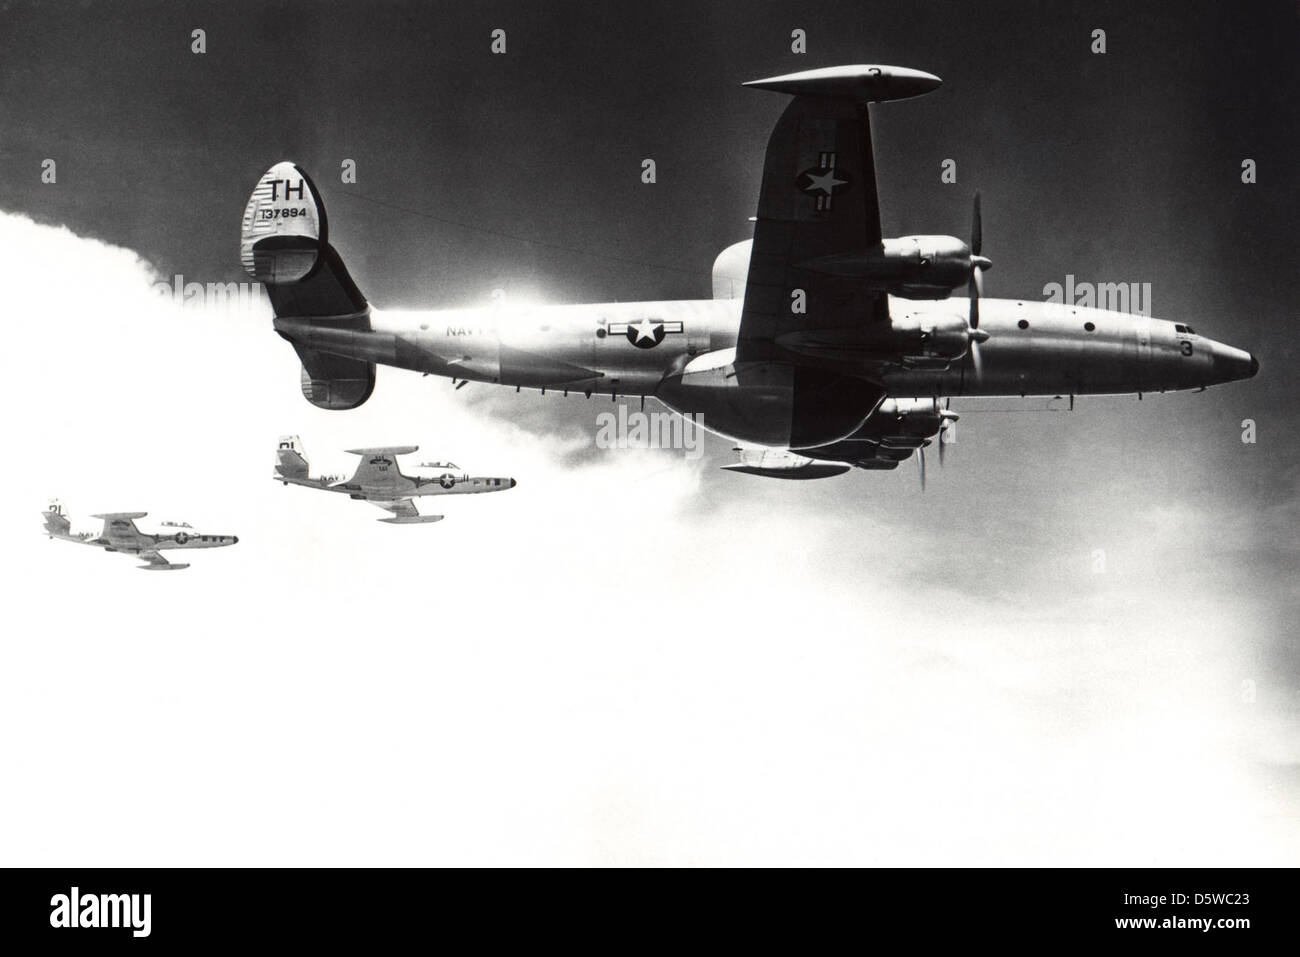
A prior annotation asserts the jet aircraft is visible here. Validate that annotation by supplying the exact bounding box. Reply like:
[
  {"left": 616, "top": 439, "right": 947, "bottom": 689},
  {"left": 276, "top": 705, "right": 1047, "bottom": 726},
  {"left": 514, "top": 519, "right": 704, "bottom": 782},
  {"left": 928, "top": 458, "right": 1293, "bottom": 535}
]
[
  {"left": 42, "top": 500, "right": 238, "bottom": 570},
  {"left": 273, "top": 436, "right": 516, "bottom": 523},
  {"left": 240, "top": 64, "right": 1258, "bottom": 479}
]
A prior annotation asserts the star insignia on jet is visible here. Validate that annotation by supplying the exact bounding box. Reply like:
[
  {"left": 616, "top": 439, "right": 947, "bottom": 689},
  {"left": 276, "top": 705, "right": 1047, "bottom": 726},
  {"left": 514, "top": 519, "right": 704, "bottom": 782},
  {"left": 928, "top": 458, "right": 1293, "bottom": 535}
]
[
  {"left": 798, "top": 152, "right": 852, "bottom": 211},
  {"left": 605, "top": 318, "right": 684, "bottom": 349}
]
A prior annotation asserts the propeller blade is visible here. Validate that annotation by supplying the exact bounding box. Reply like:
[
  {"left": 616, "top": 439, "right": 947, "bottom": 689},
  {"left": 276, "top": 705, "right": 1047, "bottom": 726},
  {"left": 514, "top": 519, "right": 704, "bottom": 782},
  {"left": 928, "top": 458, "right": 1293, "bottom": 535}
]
[
  {"left": 938, "top": 428, "right": 946, "bottom": 467},
  {"left": 970, "top": 338, "right": 984, "bottom": 377},
  {"left": 918, "top": 446, "right": 927, "bottom": 491},
  {"left": 967, "top": 191, "right": 990, "bottom": 329}
]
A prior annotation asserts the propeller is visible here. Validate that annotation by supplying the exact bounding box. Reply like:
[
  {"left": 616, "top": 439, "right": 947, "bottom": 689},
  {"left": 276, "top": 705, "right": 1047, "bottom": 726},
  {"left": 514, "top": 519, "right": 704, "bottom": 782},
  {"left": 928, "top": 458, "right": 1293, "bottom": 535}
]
[
  {"left": 965, "top": 191, "right": 992, "bottom": 376},
  {"left": 968, "top": 191, "right": 992, "bottom": 328},
  {"left": 916, "top": 443, "right": 927, "bottom": 491}
]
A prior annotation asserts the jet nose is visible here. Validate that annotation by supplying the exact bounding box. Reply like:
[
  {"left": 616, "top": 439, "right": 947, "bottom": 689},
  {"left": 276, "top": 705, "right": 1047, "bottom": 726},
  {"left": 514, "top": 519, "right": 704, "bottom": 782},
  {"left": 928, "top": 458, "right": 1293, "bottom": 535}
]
[
  {"left": 232, "top": 536, "right": 239, "bottom": 544},
  {"left": 1208, "top": 343, "right": 1258, "bottom": 385},
  {"left": 509, "top": 478, "right": 517, "bottom": 489}
]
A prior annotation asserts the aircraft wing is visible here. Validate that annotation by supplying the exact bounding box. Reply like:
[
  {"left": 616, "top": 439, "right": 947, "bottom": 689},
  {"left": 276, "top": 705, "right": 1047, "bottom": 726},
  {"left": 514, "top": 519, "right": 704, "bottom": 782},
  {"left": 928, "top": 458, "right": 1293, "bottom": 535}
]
[
  {"left": 343, "top": 446, "right": 418, "bottom": 486},
  {"left": 801, "top": 397, "right": 955, "bottom": 472},
  {"left": 737, "top": 65, "right": 941, "bottom": 362},
  {"left": 92, "top": 511, "right": 147, "bottom": 540},
  {"left": 137, "top": 549, "right": 188, "bottom": 571},
  {"left": 371, "top": 498, "right": 443, "bottom": 525}
]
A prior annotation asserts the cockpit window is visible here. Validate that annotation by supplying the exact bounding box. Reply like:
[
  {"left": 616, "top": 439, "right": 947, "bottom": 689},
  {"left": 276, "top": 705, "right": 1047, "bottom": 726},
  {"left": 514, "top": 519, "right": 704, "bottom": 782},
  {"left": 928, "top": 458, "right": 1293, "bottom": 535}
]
[{"left": 1174, "top": 323, "right": 1197, "bottom": 335}]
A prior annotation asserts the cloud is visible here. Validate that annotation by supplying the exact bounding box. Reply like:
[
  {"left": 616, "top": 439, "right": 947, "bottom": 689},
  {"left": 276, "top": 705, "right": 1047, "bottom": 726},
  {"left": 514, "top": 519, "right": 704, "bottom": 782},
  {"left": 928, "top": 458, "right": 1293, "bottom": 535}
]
[{"left": 0, "top": 211, "right": 1295, "bottom": 866}]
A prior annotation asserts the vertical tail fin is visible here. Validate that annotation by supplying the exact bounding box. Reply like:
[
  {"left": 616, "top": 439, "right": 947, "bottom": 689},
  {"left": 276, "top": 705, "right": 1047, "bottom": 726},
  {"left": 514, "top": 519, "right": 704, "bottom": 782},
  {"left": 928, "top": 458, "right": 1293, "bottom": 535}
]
[
  {"left": 241, "top": 162, "right": 367, "bottom": 318},
  {"left": 243, "top": 162, "right": 376, "bottom": 410},
  {"left": 274, "top": 435, "right": 311, "bottom": 481},
  {"left": 43, "top": 499, "right": 71, "bottom": 536}
]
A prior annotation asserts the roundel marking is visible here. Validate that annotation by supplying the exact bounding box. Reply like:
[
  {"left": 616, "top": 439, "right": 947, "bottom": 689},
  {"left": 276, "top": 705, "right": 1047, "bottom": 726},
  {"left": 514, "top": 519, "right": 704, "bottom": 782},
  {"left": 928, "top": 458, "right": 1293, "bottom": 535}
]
[
  {"left": 626, "top": 319, "right": 666, "bottom": 348},
  {"left": 440, "top": 473, "right": 457, "bottom": 489},
  {"left": 603, "top": 318, "right": 683, "bottom": 349},
  {"left": 797, "top": 151, "right": 852, "bottom": 211}
]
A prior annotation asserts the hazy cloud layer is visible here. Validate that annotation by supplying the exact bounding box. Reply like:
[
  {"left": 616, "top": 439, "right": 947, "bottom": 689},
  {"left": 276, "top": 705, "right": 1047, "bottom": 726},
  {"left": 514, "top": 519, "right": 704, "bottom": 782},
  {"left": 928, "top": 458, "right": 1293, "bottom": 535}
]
[{"left": 0, "top": 213, "right": 1294, "bottom": 865}]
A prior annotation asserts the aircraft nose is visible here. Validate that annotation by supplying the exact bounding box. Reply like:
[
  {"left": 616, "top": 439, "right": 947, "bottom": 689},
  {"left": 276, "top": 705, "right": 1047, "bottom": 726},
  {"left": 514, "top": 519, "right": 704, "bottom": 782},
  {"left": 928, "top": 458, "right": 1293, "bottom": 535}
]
[
  {"left": 1209, "top": 343, "right": 1258, "bottom": 384},
  {"left": 232, "top": 536, "right": 239, "bottom": 544},
  {"left": 509, "top": 478, "right": 517, "bottom": 488}
]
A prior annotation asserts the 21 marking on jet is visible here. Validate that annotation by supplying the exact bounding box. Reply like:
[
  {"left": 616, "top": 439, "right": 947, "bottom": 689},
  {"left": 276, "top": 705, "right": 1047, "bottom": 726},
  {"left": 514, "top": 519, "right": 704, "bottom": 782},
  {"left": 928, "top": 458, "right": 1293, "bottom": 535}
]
[{"left": 42, "top": 501, "right": 238, "bottom": 571}]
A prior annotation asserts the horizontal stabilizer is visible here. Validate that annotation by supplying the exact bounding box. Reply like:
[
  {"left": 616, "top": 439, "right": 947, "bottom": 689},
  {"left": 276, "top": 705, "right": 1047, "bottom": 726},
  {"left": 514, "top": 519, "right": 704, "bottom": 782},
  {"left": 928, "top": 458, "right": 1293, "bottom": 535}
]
[
  {"left": 378, "top": 514, "right": 444, "bottom": 525},
  {"left": 139, "top": 563, "right": 189, "bottom": 571},
  {"left": 92, "top": 512, "right": 148, "bottom": 520}
]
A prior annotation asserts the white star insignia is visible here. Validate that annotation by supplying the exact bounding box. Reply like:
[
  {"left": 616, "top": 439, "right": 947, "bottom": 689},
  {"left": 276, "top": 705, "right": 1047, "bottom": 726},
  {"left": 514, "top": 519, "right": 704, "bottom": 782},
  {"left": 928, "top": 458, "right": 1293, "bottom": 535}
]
[
  {"left": 804, "top": 170, "right": 847, "bottom": 195},
  {"left": 631, "top": 318, "right": 662, "bottom": 343}
]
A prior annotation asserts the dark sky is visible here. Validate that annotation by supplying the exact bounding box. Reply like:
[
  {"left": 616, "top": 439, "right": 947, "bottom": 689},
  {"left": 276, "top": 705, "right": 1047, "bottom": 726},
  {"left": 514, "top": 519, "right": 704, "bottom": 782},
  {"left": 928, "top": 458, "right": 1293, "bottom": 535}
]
[
  {"left": 1, "top": 0, "right": 1297, "bottom": 864},
  {"left": 2, "top": 0, "right": 1294, "bottom": 307}
]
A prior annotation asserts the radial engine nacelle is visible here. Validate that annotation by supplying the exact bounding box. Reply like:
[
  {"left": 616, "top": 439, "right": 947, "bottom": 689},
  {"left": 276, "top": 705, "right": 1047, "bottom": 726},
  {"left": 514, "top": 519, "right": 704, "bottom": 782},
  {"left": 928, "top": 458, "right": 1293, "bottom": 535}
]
[
  {"left": 802, "top": 235, "right": 989, "bottom": 299},
  {"left": 889, "top": 309, "right": 985, "bottom": 361},
  {"left": 873, "top": 398, "right": 957, "bottom": 449}
]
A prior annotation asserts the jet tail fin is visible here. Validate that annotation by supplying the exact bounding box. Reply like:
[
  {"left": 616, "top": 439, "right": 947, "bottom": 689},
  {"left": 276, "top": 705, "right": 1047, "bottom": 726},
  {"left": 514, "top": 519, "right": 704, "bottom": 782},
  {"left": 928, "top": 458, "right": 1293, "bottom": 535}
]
[
  {"left": 43, "top": 499, "right": 71, "bottom": 536},
  {"left": 274, "top": 435, "right": 311, "bottom": 482}
]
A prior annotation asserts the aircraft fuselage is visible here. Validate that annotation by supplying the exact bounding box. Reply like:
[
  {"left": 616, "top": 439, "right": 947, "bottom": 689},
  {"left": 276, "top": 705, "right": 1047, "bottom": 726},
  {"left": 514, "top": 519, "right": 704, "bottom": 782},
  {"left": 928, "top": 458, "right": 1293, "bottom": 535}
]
[
  {"left": 101, "top": 526, "right": 238, "bottom": 552},
  {"left": 275, "top": 295, "right": 1256, "bottom": 443}
]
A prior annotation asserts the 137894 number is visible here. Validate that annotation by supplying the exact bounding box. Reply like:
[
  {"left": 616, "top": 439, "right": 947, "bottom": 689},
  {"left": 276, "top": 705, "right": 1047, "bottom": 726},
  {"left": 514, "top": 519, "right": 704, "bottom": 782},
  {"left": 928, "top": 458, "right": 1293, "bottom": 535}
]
[{"left": 261, "top": 207, "right": 308, "bottom": 219}]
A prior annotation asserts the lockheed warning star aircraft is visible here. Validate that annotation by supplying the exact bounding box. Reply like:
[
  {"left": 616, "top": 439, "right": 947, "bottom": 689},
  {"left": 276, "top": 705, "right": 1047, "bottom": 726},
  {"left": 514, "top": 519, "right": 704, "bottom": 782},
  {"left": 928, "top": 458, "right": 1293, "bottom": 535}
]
[
  {"left": 273, "top": 436, "right": 516, "bottom": 523},
  {"left": 241, "top": 64, "right": 1258, "bottom": 479},
  {"left": 42, "top": 500, "right": 238, "bottom": 570}
]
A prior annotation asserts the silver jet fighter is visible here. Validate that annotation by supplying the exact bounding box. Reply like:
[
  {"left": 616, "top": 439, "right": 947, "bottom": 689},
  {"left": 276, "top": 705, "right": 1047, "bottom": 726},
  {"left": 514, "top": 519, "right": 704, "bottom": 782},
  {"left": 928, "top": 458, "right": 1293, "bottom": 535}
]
[
  {"left": 42, "top": 500, "right": 238, "bottom": 570},
  {"left": 273, "top": 436, "right": 516, "bottom": 524},
  {"left": 241, "top": 64, "right": 1258, "bottom": 479}
]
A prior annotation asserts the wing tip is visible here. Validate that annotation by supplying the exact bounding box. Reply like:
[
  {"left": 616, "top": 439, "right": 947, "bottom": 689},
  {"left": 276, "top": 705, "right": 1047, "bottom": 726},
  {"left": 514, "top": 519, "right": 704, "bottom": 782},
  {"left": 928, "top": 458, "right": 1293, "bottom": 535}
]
[
  {"left": 344, "top": 445, "right": 420, "bottom": 456},
  {"left": 743, "top": 64, "right": 942, "bottom": 102}
]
